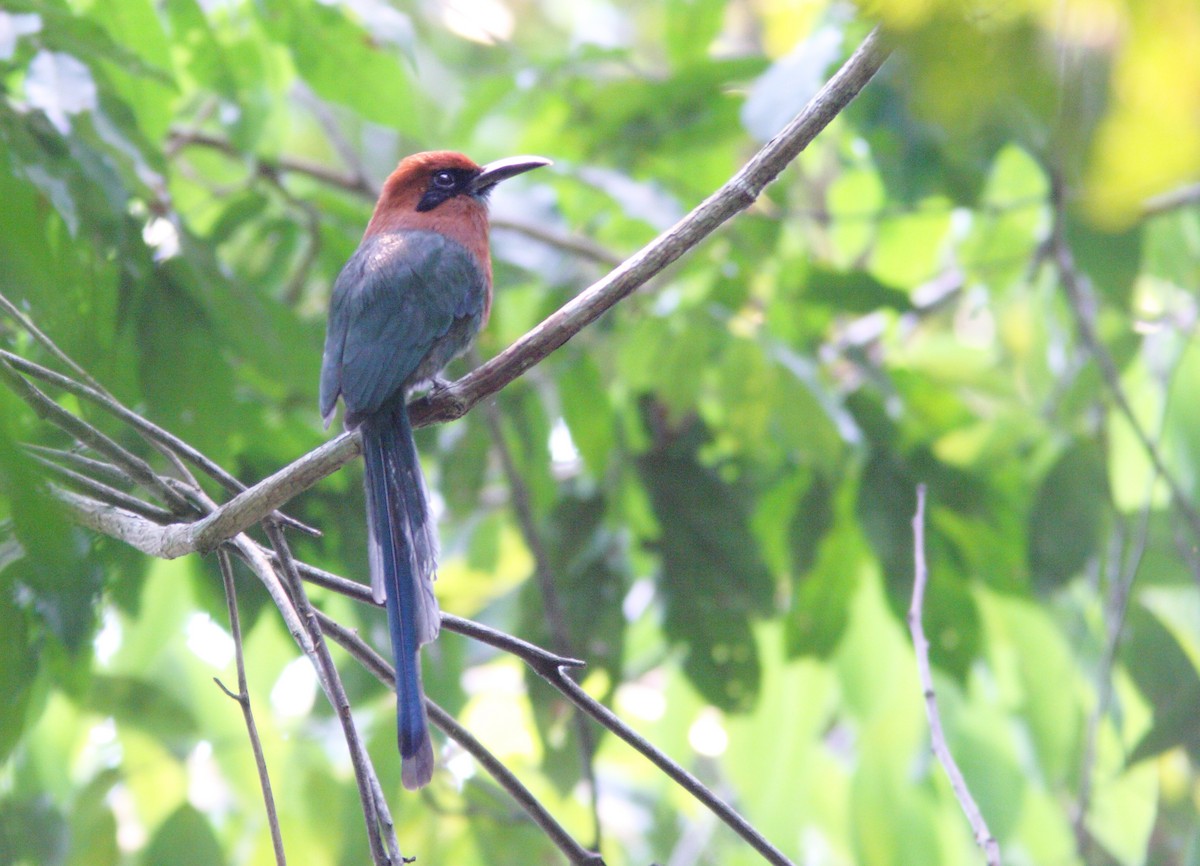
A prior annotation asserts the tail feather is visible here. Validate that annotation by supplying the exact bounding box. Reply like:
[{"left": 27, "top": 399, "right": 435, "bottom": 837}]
[{"left": 361, "top": 400, "right": 440, "bottom": 789}]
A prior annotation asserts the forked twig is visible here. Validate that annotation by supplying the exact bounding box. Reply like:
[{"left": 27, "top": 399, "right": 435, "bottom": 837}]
[
  {"left": 214, "top": 549, "right": 287, "bottom": 866},
  {"left": 908, "top": 484, "right": 1001, "bottom": 865}
]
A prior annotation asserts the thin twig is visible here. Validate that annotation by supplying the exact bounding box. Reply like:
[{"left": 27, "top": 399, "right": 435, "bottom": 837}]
[
  {"left": 1047, "top": 174, "right": 1200, "bottom": 540},
  {"left": 215, "top": 549, "right": 287, "bottom": 866},
  {"left": 909, "top": 484, "right": 1001, "bottom": 865},
  {"left": 0, "top": 347, "right": 318, "bottom": 537},
  {"left": 28, "top": 449, "right": 177, "bottom": 523},
  {"left": 0, "top": 291, "right": 111, "bottom": 395},
  {"left": 263, "top": 521, "right": 398, "bottom": 866},
  {"left": 553, "top": 671, "right": 793, "bottom": 866},
  {"left": 0, "top": 357, "right": 195, "bottom": 514},
  {"left": 315, "top": 611, "right": 605, "bottom": 866},
  {"left": 24, "top": 444, "right": 137, "bottom": 489},
  {"left": 436, "top": 612, "right": 793, "bottom": 866},
  {"left": 1142, "top": 181, "right": 1200, "bottom": 217},
  {"left": 1073, "top": 346, "right": 1176, "bottom": 848}
]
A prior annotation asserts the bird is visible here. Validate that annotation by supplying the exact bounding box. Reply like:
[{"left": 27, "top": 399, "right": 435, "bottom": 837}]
[{"left": 319, "top": 151, "right": 551, "bottom": 789}]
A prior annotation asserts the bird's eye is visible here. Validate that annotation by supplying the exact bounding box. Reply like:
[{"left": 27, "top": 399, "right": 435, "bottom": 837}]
[{"left": 432, "top": 170, "right": 456, "bottom": 190}]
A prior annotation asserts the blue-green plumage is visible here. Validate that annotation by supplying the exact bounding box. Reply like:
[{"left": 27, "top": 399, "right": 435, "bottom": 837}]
[
  {"left": 320, "top": 229, "right": 487, "bottom": 790},
  {"left": 320, "top": 150, "right": 548, "bottom": 790}
]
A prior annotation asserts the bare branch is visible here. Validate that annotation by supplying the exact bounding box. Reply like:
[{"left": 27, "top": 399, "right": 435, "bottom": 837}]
[
  {"left": 408, "top": 27, "right": 890, "bottom": 428},
  {"left": 29, "top": 448, "right": 176, "bottom": 523},
  {"left": 216, "top": 550, "right": 287, "bottom": 866},
  {"left": 0, "top": 357, "right": 195, "bottom": 514},
  {"left": 0, "top": 348, "right": 318, "bottom": 538},
  {"left": 314, "top": 611, "right": 605, "bottom": 866},
  {"left": 908, "top": 484, "right": 1000, "bottom": 866},
  {"left": 263, "top": 521, "right": 399, "bottom": 865},
  {"left": 180, "top": 433, "right": 357, "bottom": 554},
  {"left": 0, "top": 291, "right": 111, "bottom": 395},
  {"left": 1142, "top": 181, "right": 1200, "bottom": 217}
]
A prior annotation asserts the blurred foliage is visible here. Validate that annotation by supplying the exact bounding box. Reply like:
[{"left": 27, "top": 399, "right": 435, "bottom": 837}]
[{"left": 1, "top": 0, "right": 1199, "bottom": 864}]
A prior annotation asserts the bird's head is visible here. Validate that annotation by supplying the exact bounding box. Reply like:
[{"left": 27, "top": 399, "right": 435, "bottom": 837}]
[{"left": 365, "top": 150, "right": 551, "bottom": 240}]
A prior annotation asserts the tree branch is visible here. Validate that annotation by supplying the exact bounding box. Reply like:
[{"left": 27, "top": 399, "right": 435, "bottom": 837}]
[
  {"left": 215, "top": 549, "right": 287, "bottom": 866},
  {"left": 908, "top": 484, "right": 1000, "bottom": 865},
  {"left": 78, "top": 26, "right": 890, "bottom": 563},
  {"left": 263, "top": 520, "right": 400, "bottom": 865},
  {"left": 408, "top": 27, "right": 889, "bottom": 427},
  {"left": 315, "top": 611, "right": 603, "bottom": 866},
  {"left": 0, "top": 345, "right": 318, "bottom": 538}
]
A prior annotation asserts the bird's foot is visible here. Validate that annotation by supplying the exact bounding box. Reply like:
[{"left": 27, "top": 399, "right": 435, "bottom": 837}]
[{"left": 425, "top": 375, "right": 453, "bottom": 398}]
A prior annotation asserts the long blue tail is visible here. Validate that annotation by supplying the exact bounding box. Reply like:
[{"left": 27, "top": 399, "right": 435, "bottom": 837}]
[{"left": 360, "top": 400, "right": 440, "bottom": 790}]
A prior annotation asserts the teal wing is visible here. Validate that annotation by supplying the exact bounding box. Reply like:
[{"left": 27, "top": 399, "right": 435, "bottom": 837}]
[{"left": 319, "top": 229, "right": 487, "bottom": 422}]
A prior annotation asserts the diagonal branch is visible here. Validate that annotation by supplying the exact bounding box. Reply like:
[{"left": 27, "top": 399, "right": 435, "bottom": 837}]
[
  {"left": 0, "top": 344, "right": 318, "bottom": 537},
  {"left": 315, "top": 610, "right": 604, "bottom": 866},
  {"left": 408, "top": 27, "right": 889, "bottom": 428},
  {"left": 63, "top": 26, "right": 889, "bottom": 560},
  {"left": 1046, "top": 175, "right": 1200, "bottom": 540},
  {"left": 263, "top": 520, "right": 400, "bottom": 866}
]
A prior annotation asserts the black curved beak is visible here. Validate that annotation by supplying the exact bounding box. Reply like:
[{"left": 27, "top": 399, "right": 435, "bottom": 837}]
[{"left": 469, "top": 155, "right": 552, "bottom": 196}]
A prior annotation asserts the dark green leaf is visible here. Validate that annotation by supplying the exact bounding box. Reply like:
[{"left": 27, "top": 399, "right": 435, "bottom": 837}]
[
  {"left": 636, "top": 408, "right": 773, "bottom": 712},
  {"left": 85, "top": 675, "right": 198, "bottom": 746},
  {"left": 1027, "top": 439, "right": 1109, "bottom": 591},
  {"left": 1124, "top": 603, "right": 1200, "bottom": 765},
  {"left": 139, "top": 805, "right": 225, "bottom": 866},
  {"left": 0, "top": 426, "right": 101, "bottom": 656},
  {"left": 787, "top": 516, "right": 861, "bottom": 659},
  {"left": 0, "top": 796, "right": 68, "bottom": 866},
  {"left": 257, "top": 0, "right": 419, "bottom": 126},
  {"left": 521, "top": 490, "right": 628, "bottom": 791},
  {"left": 0, "top": 578, "right": 39, "bottom": 763},
  {"left": 1065, "top": 213, "right": 1142, "bottom": 306},
  {"left": 805, "top": 267, "right": 914, "bottom": 313},
  {"left": 66, "top": 770, "right": 120, "bottom": 866}
]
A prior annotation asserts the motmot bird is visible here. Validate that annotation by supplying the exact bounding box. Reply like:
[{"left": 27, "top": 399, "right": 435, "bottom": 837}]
[{"left": 319, "top": 151, "right": 550, "bottom": 789}]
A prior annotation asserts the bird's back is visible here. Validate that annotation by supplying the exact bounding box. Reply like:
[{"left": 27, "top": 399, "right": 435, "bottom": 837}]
[{"left": 319, "top": 229, "right": 489, "bottom": 426}]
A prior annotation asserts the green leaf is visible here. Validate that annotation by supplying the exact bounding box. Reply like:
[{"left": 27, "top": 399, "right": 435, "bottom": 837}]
[
  {"left": 1124, "top": 603, "right": 1200, "bottom": 764},
  {"left": 558, "top": 352, "right": 615, "bottom": 477},
  {"left": 805, "top": 266, "right": 914, "bottom": 313},
  {"left": 66, "top": 770, "right": 120, "bottom": 866},
  {"left": 0, "top": 427, "right": 102, "bottom": 657},
  {"left": 85, "top": 675, "right": 198, "bottom": 746},
  {"left": 786, "top": 505, "right": 862, "bottom": 659},
  {"left": 0, "top": 795, "right": 69, "bottom": 866},
  {"left": 139, "top": 804, "right": 225, "bottom": 866},
  {"left": 0, "top": 579, "right": 39, "bottom": 763},
  {"left": 636, "top": 409, "right": 774, "bottom": 712},
  {"left": 257, "top": 0, "right": 419, "bottom": 127},
  {"left": 521, "top": 491, "right": 628, "bottom": 791},
  {"left": 1027, "top": 439, "right": 1109, "bottom": 591},
  {"left": 1065, "top": 213, "right": 1142, "bottom": 306},
  {"left": 665, "top": 0, "right": 725, "bottom": 66},
  {"left": 855, "top": 444, "right": 982, "bottom": 680},
  {"left": 788, "top": 472, "right": 836, "bottom": 577}
]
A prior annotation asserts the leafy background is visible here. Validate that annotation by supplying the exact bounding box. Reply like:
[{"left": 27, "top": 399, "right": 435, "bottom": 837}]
[{"left": 2, "top": 0, "right": 1200, "bottom": 864}]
